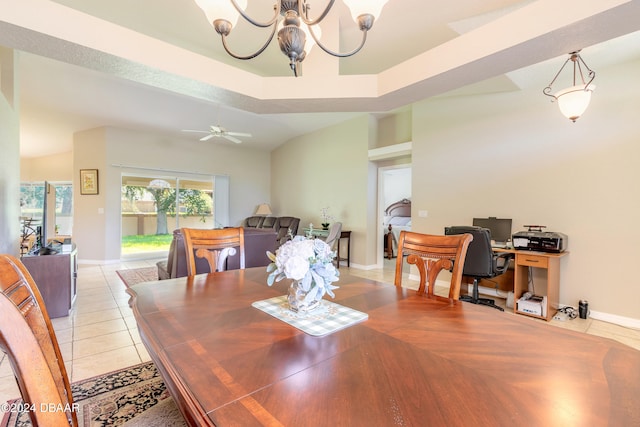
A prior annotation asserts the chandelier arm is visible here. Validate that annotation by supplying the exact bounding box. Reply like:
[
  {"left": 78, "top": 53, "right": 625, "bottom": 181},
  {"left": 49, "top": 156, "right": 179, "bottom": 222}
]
[
  {"left": 220, "top": 23, "right": 278, "bottom": 60},
  {"left": 308, "top": 25, "right": 368, "bottom": 58},
  {"left": 576, "top": 55, "right": 596, "bottom": 89},
  {"left": 543, "top": 57, "right": 572, "bottom": 99},
  {"left": 300, "top": 0, "right": 337, "bottom": 26},
  {"left": 232, "top": 0, "right": 281, "bottom": 28}
]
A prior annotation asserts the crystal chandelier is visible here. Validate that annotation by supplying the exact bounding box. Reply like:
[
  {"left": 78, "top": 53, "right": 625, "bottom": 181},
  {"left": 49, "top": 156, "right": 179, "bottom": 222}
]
[
  {"left": 543, "top": 51, "right": 596, "bottom": 122},
  {"left": 194, "top": 0, "right": 389, "bottom": 77}
]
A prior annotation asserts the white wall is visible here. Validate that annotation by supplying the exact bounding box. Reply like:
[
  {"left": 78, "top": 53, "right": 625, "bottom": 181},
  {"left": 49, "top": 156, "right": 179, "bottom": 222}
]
[
  {"left": 271, "top": 115, "right": 376, "bottom": 266},
  {"left": 73, "top": 128, "right": 108, "bottom": 262},
  {"left": 72, "top": 126, "right": 271, "bottom": 263},
  {"left": 410, "top": 58, "right": 640, "bottom": 320},
  {"left": 0, "top": 47, "right": 20, "bottom": 255},
  {"left": 20, "top": 151, "right": 73, "bottom": 181},
  {"left": 376, "top": 107, "right": 412, "bottom": 147}
]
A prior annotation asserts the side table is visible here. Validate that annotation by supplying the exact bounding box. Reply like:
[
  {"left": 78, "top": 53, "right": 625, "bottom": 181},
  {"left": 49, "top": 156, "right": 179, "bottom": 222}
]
[{"left": 303, "top": 228, "right": 352, "bottom": 268}]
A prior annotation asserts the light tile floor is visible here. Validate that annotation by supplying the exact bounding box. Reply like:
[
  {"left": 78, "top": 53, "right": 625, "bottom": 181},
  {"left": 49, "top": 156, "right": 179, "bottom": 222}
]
[{"left": 2, "top": 258, "right": 640, "bottom": 411}]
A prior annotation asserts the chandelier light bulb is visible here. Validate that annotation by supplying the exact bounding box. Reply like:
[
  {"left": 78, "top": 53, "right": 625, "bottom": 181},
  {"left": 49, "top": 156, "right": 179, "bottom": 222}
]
[
  {"left": 303, "top": 22, "right": 321, "bottom": 54},
  {"left": 194, "top": 0, "right": 247, "bottom": 28},
  {"left": 344, "top": 0, "right": 389, "bottom": 22}
]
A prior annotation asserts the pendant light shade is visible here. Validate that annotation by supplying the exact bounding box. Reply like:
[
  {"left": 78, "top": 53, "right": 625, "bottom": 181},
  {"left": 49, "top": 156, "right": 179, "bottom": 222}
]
[
  {"left": 554, "top": 84, "right": 596, "bottom": 122},
  {"left": 543, "top": 50, "right": 596, "bottom": 122}
]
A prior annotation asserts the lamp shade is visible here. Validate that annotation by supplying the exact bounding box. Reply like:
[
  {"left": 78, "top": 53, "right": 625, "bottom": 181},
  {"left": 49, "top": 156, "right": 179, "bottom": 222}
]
[
  {"left": 344, "top": 0, "right": 388, "bottom": 22},
  {"left": 555, "top": 84, "right": 595, "bottom": 122},
  {"left": 194, "top": 0, "right": 247, "bottom": 27},
  {"left": 255, "top": 203, "right": 272, "bottom": 215}
]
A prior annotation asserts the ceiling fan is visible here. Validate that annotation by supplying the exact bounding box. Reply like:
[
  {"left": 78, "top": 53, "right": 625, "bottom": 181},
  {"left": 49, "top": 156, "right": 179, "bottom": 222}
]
[{"left": 182, "top": 125, "right": 252, "bottom": 144}]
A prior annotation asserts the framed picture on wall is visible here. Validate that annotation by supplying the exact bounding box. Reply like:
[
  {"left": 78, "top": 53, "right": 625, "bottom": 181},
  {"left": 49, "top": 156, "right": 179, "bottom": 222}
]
[{"left": 80, "top": 169, "right": 99, "bottom": 195}]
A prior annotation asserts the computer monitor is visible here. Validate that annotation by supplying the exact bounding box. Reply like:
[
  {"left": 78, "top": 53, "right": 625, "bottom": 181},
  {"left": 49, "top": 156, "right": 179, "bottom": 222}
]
[{"left": 472, "top": 217, "right": 513, "bottom": 244}]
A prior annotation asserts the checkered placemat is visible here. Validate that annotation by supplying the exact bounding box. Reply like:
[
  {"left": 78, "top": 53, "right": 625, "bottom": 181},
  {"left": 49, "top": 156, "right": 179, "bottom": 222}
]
[{"left": 252, "top": 295, "right": 368, "bottom": 337}]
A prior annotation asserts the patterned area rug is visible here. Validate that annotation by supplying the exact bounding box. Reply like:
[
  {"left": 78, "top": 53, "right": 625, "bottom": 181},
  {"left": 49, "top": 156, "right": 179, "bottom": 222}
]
[
  {"left": 1, "top": 362, "right": 185, "bottom": 427},
  {"left": 116, "top": 267, "right": 159, "bottom": 287}
]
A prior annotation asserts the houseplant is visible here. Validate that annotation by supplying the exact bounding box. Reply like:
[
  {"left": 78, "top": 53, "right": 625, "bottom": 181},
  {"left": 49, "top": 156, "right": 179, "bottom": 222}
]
[
  {"left": 266, "top": 236, "right": 340, "bottom": 313},
  {"left": 320, "top": 206, "right": 334, "bottom": 230}
]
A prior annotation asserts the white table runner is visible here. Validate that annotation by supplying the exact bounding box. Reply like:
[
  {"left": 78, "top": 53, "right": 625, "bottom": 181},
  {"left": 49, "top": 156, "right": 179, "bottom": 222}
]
[{"left": 252, "top": 295, "right": 368, "bottom": 337}]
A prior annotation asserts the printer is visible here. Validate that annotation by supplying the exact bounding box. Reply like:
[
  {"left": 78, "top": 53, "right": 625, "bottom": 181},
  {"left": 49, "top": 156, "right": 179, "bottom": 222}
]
[{"left": 512, "top": 229, "right": 568, "bottom": 253}]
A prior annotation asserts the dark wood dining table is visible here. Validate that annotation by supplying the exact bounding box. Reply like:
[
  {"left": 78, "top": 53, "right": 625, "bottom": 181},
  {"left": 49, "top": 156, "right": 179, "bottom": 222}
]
[{"left": 127, "top": 268, "right": 640, "bottom": 426}]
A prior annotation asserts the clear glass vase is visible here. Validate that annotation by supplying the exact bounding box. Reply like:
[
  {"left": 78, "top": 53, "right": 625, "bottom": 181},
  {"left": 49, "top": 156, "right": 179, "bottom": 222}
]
[{"left": 287, "top": 280, "right": 321, "bottom": 314}]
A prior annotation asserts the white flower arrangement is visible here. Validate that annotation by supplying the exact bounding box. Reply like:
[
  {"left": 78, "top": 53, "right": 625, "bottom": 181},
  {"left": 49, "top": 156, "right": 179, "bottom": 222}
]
[
  {"left": 267, "top": 236, "right": 340, "bottom": 301},
  {"left": 320, "top": 206, "right": 334, "bottom": 225}
]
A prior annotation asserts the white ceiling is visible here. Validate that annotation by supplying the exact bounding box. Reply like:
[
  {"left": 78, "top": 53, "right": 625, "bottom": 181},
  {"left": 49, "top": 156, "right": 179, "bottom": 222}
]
[{"left": 2, "top": 0, "right": 640, "bottom": 158}]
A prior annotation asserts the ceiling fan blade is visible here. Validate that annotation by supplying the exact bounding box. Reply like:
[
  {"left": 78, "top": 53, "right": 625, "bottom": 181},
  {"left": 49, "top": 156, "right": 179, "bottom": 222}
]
[
  {"left": 182, "top": 129, "right": 209, "bottom": 134},
  {"left": 200, "top": 134, "right": 215, "bottom": 141},
  {"left": 224, "top": 135, "right": 242, "bottom": 144},
  {"left": 226, "top": 132, "right": 252, "bottom": 138}
]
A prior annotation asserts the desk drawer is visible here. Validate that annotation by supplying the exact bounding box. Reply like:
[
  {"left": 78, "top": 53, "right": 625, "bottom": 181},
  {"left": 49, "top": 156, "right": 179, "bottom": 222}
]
[{"left": 518, "top": 254, "right": 548, "bottom": 268}]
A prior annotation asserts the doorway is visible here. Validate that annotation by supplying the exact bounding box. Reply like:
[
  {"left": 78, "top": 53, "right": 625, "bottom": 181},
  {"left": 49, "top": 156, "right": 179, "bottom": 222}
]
[{"left": 378, "top": 166, "right": 411, "bottom": 273}]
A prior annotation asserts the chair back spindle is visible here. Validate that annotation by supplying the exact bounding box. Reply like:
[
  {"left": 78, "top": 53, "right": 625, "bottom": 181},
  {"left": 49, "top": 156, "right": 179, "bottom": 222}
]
[{"left": 181, "top": 227, "right": 245, "bottom": 276}]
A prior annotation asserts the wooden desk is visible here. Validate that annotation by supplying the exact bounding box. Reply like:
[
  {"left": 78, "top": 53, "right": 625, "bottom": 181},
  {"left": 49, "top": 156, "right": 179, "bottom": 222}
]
[
  {"left": 127, "top": 268, "right": 639, "bottom": 426},
  {"left": 495, "top": 248, "right": 569, "bottom": 321},
  {"left": 302, "top": 228, "right": 351, "bottom": 267}
]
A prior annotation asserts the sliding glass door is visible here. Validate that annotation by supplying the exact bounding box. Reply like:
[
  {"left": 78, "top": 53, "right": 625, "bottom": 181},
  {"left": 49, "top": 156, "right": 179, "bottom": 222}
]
[{"left": 121, "top": 174, "right": 214, "bottom": 256}]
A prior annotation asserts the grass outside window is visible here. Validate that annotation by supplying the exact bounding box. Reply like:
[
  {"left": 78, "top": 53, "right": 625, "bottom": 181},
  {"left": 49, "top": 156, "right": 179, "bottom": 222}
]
[{"left": 122, "top": 234, "right": 172, "bottom": 254}]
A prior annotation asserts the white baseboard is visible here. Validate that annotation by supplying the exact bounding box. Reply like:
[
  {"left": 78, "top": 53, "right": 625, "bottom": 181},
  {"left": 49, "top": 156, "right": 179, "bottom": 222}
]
[
  {"left": 445, "top": 280, "right": 640, "bottom": 329},
  {"left": 569, "top": 308, "right": 640, "bottom": 330},
  {"left": 468, "top": 283, "right": 511, "bottom": 298},
  {"left": 346, "top": 262, "right": 377, "bottom": 270}
]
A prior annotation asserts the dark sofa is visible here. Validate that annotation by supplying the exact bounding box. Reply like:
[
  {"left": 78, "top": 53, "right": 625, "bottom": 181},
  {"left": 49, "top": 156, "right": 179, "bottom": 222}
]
[
  {"left": 242, "top": 216, "right": 300, "bottom": 246},
  {"left": 157, "top": 227, "right": 277, "bottom": 280}
]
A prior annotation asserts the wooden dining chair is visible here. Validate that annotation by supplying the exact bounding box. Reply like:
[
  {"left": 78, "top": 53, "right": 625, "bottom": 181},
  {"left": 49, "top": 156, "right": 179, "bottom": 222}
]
[
  {"left": 394, "top": 230, "right": 473, "bottom": 299},
  {"left": 0, "top": 254, "right": 186, "bottom": 427},
  {"left": 181, "top": 227, "right": 245, "bottom": 276},
  {"left": 0, "top": 254, "right": 78, "bottom": 426}
]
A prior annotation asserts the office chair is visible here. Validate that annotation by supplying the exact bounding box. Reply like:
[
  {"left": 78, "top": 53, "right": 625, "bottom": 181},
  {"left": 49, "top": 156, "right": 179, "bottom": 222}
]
[{"left": 445, "top": 226, "right": 513, "bottom": 311}]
